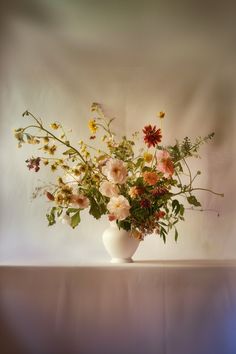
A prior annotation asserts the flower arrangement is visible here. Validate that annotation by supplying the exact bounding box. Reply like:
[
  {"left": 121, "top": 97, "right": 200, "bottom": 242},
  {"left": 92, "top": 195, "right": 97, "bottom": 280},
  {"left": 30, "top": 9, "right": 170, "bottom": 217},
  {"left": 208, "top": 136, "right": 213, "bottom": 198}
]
[{"left": 14, "top": 103, "right": 223, "bottom": 242}]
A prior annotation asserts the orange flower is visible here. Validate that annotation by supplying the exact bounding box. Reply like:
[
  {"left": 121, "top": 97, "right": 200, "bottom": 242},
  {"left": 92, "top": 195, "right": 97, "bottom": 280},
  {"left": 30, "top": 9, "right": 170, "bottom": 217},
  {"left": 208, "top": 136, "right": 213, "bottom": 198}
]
[
  {"left": 143, "top": 171, "right": 159, "bottom": 186},
  {"left": 129, "top": 186, "right": 145, "bottom": 198}
]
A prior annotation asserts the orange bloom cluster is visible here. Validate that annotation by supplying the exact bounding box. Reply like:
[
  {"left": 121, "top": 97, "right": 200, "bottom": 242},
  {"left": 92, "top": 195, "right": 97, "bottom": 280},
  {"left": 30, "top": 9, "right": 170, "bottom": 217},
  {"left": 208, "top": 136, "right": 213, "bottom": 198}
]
[{"left": 143, "top": 171, "right": 159, "bottom": 186}]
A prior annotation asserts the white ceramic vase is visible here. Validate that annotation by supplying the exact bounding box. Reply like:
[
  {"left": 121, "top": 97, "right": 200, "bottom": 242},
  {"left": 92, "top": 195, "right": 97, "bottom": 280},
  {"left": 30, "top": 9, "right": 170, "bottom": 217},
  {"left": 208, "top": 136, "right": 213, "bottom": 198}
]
[{"left": 102, "top": 222, "right": 140, "bottom": 263}]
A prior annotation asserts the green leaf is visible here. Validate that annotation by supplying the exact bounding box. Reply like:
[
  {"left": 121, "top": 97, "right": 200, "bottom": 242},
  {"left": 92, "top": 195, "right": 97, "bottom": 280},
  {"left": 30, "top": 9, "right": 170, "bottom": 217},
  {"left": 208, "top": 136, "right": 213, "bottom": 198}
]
[
  {"left": 63, "top": 148, "right": 77, "bottom": 155},
  {"left": 179, "top": 204, "right": 185, "bottom": 216},
  {"left": 66, "top": 208, "right": 80, "bottom": 215},
  {"left": 160, "top": 227, "right": 167, "bottom": 243},
  {"left": 118, "top": 219, "right": 131, "bottom": 231},
  {"left": 46, "top": 207, "right": 57, "bottom": 226},
  {"left": 70, "top": 210, "right": 81, "bottom": 229},
  {"left": 172, "top": 199, "right": 180, "bottom": 215},
  {"left": 187, "top": 195, "right": 201, "bottom": 207},
  {"left": 174, "top": 228, "right": 178, "bottom": 242},
  {"left": 89, "top": 197, "right": 102, "bottom": 219},
  {"left": 135, "top": 158, "right": 144, "bottom": 169},
  {"left": 57, "top": 207, "right": 63, "bottom": 217}
]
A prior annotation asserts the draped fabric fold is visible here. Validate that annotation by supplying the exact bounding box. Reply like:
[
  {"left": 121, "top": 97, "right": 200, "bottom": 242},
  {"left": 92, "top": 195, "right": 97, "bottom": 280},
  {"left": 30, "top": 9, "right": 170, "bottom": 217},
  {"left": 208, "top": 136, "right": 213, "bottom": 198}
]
[{"left": 1, "top": 264, "right": 236, "bottom": 354}]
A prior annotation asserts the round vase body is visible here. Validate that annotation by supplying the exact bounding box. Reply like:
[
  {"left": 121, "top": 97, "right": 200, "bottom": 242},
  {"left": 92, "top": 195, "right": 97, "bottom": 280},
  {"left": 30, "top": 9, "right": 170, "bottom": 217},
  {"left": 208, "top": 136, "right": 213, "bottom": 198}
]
[{"left": 102, "top": 222, "right": 140, "bottom": 263}]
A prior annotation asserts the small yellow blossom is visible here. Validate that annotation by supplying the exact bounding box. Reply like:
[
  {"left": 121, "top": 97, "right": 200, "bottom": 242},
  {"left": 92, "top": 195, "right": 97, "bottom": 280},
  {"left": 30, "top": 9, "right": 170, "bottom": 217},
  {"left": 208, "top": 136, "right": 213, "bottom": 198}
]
[
  {"left": 158, "top": 111, "right": 165, "bottom": 119},
  {"left": 57, "top": 177, "right": 64, "bottom": 185},
  {"left": 91, "top": 102, "right": 101, "bottom": 112},
  {"left": 72, "top": 168, "right": 81, "bottom": 176},
  {"left": 51, "top": 164, "right": 57, "bottom": 171},
  {"left": 44, "top": 137, "right": 49, "bottom": 143},
  {"left": 79, "top": 165, "right": 87, "bottom": 173},
  {"left": 49, "top": 145, "right": 57, "bottom": 155},
  {"left": 50, "top": 122, "right": 60, "bottom": 130},
  {"left": 88, "top": 119, "right": 98, "bottom": 134},
  {"left": 43, "top": 159, "right": 49, "bottom": 165},
  {"left": 143, "top": 152, "right": 153, "bottom": 163}
]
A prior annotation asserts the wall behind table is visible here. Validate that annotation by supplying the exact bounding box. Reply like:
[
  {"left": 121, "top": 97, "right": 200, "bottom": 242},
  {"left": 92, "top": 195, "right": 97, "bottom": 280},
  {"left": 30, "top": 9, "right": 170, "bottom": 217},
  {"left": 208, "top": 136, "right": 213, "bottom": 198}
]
[{"left": 0, "top": 0, "right": 235, "bottom": 264}]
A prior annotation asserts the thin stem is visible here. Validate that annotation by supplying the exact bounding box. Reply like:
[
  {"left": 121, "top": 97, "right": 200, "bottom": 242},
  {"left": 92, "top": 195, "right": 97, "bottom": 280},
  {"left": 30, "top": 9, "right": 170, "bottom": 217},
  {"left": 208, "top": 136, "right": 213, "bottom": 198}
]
[
  {"left": 25, "top": 112, "right": 87, "bottom": 164},
  {"left": 191, "top": 188, "right": 224, "bottom": 197},
  {"left": 183, "top": 157, "right": 192, "bottom": 188}
]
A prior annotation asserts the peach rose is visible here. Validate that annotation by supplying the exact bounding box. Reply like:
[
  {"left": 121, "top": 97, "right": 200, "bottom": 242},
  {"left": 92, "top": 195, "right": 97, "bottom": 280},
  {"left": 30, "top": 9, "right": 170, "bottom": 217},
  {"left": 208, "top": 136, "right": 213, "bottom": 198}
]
[
  {"left": 156, "top": 150, "right": 174, "bottom": 178},
  {"left": 107, "top": 195, "right": 130, "bottom": 220},
  {"left": 102, "top": 158, "right": 127, "bottom": 184},
  {"left": 70, "top": 194, "right": 90, "bottom": 209},
  {"left": 99, "top": 181, "right": 119, "bottom": 198}
]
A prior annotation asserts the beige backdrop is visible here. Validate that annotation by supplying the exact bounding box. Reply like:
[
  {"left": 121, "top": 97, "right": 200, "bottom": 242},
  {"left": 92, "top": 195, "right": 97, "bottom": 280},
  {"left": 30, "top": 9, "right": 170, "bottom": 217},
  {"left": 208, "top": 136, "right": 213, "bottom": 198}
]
[{"left": 0, "top": 0, "right": 235, "bottom": 264}]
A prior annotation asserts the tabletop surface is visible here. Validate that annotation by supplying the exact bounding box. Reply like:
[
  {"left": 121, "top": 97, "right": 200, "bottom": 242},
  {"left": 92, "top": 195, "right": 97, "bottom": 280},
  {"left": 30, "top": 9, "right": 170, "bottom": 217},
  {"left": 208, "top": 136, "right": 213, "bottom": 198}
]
[{"left": 1, "top": 259, "right": 236, "bottom": 268}]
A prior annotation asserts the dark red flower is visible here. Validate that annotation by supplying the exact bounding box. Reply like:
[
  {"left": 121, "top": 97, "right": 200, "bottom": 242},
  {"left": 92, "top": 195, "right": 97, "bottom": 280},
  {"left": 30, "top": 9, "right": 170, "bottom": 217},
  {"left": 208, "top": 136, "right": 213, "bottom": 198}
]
[
  {"left": 152, "top": 186, "right": 168, "bottom": 197},
  {"left": 46, "top": 192, "right": 55, "bottom": 201},
  {"left": 143, "top": 125, "right": 162, "bottom": 148},
  {"left": 140, "top": 199, "right": 151, "bottom": 208},
  {"left": 25, "top": 157, "right": 41, "bottom": 172},
  {"left": 155, "top": 210, "right": 165, "bottom": 220}
]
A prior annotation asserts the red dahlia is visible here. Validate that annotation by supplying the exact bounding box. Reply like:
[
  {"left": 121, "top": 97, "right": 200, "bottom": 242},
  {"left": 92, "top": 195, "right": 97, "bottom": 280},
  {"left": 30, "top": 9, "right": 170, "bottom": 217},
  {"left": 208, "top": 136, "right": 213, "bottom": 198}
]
[
  {"left": 143, "top": 125, "right": 162, "bottom": 148},
  {"left": 140, "top": 199, "right": 151, "bottom": 208}
]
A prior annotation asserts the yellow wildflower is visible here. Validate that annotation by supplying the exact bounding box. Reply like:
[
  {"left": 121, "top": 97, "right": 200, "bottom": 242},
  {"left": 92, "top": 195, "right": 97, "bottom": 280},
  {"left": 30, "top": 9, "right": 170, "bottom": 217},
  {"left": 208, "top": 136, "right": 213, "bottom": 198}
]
[
  {"left": 79, "top": 165, "right": 87, "bottom": 173},
  {"left": 88, "top": 119, "right": 98, "bottom": 134},
  {"left": 158, "top": 111, "right": 165, "bottom": 119},
  {"left": 57, "top": 177, "right": 64, "bottom": 185},
  {"left": 26, "top": 135, "right": 37, "bottom": 144},
  {"left": 43, "top": 159, "right": 49, "bottom": 165},
  {"left": 72, "top": 168, "right": 81, "bottom": 176},
  {"left": 143, "top": 152, "right": 153, "bottom": 163},
  {"left": 49, "top": 145, "right": 57, "bottom": 155},
  {"left": 44, "top": 137, "right": 49, "bottom": 143},
  {"left": 50, "top": 122, "right": 60, "bottom": 130}
]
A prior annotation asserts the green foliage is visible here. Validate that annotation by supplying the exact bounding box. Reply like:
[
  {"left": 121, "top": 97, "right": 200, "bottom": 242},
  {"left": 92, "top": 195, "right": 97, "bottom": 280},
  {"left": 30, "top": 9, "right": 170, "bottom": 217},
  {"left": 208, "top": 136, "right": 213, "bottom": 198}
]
[
  {"left": 70, "top": 210, "right": 81, "bottom": 228},
  {"left": 46, "top": 207, "right": 63, "bottom": 226},
  {"left": 187, "top": 195, "right": 201, "bottom": 207},
  {"left": 118, "top": 219, "right": 131, "bottom": 231},
  {"left": 174, "top": 228, "right": 178, "bottom": 242}
]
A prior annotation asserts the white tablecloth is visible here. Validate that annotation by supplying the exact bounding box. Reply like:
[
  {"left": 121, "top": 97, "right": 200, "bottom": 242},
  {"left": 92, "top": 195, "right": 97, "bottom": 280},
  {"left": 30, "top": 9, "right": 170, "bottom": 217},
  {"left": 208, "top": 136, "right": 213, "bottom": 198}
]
[{"left": 1, "top": 261, "right": 236, "bottom": 354}]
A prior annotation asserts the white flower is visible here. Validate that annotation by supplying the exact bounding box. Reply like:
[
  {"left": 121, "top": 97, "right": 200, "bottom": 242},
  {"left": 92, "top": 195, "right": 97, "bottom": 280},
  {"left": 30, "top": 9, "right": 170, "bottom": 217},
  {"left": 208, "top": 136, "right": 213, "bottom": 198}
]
[
  {"left": 71, "top": 194, "right": 90, "bottom": 209},
  {"left": 60, "top": 214, "right": 71, "bottom": 226},
  {"left": 99, "top": 181, "right": 119, "bottom": 198},
  {"left": 107, "top": 195, "right": 130, "bottom": 220},
  {"left": 102, "top": 158, "right": 127, "bottom": 184}
]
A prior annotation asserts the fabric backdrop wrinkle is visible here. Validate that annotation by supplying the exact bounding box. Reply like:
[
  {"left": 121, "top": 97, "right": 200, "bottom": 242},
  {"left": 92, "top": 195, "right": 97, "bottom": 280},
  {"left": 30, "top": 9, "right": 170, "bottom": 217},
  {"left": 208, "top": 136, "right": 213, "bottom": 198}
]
[{"left": 0, "top": 0, "right": 235, "bottom": 263}]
